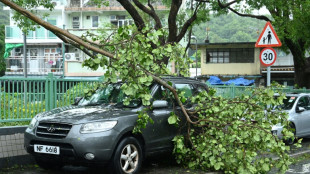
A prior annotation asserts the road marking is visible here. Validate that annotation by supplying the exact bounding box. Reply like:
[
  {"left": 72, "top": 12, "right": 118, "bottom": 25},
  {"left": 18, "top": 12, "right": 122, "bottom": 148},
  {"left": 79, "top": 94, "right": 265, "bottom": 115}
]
[
  {"left": 272, "top": 149, "right": 310, "bottom": 160},
  {"left": 287, "top": 163, "right": 310, "bottom": 173},
  {"left": 271, "top": 149, "right": 310, "bottom": 173}
]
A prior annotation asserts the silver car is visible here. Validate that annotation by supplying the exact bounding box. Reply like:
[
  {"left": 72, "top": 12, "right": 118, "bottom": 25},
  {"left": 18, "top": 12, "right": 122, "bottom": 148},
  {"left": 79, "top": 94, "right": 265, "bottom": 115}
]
[{"left": 272, "top": 93, "right": 310, "bottom": 144}]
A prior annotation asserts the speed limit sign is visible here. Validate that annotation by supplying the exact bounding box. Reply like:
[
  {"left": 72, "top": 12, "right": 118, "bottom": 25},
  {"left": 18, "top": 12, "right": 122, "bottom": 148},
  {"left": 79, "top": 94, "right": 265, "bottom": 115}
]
[{"left": 259, "top": 47, "right": 277, "bottom": 66}]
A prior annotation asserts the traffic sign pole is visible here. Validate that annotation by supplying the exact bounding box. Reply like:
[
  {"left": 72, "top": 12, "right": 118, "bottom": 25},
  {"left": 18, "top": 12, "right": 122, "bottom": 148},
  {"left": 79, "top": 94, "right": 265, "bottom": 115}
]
[
  {"left": 267, "top": 66, "right": 271, "bottom": 86},
  {"left": 256, "top": 21, "right": 282, "bottom": 87}
]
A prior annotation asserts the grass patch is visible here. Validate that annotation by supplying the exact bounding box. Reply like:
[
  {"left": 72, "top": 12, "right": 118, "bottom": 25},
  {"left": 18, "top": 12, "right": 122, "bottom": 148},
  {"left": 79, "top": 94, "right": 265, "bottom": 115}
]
[
  {"left": 0, "top": 164, "right": 39, "bottom": 174},
  {"left": 0, "top": 121, "right": 30, "bottom": 127}
]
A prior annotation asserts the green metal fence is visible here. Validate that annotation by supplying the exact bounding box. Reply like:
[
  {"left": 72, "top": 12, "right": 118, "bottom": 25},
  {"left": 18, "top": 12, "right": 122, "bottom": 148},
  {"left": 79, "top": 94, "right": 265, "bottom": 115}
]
[
  {"left": 0, "top": 74, "right": 103, "bottom": 122},
  {"left": 1, "top": 74, "right": 310, "bottom": 123},
  {"left": 209, "top": 85, "right": 310, "bottom": 99}
]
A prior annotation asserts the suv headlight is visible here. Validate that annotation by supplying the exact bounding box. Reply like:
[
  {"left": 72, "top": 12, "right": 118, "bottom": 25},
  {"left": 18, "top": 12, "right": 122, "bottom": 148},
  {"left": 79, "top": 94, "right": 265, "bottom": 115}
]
[
  {"left": 80, "top": 121, "right": 117, "bottom": 133},
  {"left": 28, "top": 117, "right": 38, "bottom": 130}
]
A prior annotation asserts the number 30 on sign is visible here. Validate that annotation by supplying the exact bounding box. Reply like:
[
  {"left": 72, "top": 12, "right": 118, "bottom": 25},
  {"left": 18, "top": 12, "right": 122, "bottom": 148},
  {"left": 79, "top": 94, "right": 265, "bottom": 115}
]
[{"left": 259, "top": 47, "right": 277, "bottom": 66}]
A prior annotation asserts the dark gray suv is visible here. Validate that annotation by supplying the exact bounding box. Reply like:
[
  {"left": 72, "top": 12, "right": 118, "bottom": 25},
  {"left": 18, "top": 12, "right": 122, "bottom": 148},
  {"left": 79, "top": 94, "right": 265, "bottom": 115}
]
[{"left": 24, "top": 77, "right": 208, "bottom": 174}]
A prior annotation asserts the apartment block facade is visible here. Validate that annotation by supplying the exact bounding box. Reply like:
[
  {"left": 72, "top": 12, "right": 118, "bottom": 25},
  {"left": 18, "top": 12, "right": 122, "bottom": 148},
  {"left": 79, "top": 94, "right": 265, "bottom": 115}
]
[{"left": 4, "top": 0, "right": 148, "bottom": 77}]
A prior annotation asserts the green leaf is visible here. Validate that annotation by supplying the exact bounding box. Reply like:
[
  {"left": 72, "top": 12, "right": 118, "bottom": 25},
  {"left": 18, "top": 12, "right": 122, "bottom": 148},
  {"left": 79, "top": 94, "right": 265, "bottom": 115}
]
[
  {"left": 168, "top": 114, "right": 178, "bottom": 124},
  {"left": 93, "top": 58, "right": 100, "bottom": 64},
  {"left": 262, "top": 164, "right": 270, "bottom": 171},
  {"left": 214, "top": 162, "right": 221, "bottom": 170},
  {"left": 166, "top": 45, "right": 173, "bottom": 52}
]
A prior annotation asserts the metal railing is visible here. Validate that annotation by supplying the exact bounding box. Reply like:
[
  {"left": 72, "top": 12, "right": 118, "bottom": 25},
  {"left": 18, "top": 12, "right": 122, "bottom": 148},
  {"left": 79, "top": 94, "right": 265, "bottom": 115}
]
[
  {"left": 0, "top": 74, "right": 103, "bottom": 122},
  {"left": 209, "top": 84, "right": 310, "bottom": 99},
  {"left": 5, "top": 25, "right": 62, "bottom": 40},
  {"left": 1, "top": 75, "right": 310, "bottom": 123},
  {"left": 5, "top": 56, "right": 63, "bottom": 76}
]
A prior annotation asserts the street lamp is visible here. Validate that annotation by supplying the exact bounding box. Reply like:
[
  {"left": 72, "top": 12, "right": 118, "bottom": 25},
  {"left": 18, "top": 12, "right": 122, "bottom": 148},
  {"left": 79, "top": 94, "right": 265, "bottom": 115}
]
[{"left": 191, "top": 35, "right": 198, "bottom": 79}]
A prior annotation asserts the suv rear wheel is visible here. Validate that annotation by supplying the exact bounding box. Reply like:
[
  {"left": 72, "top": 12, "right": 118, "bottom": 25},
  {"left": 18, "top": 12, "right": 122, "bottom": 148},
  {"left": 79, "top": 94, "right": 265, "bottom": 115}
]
[{"left": 110, "top": 137, "right": 142, "bottom": 174}]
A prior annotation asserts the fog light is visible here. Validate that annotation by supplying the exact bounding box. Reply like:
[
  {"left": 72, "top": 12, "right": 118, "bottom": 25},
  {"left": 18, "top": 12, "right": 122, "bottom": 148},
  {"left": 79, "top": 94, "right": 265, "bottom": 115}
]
[{"left": 85, "top": 153, "right": 95, "bottom": 160}]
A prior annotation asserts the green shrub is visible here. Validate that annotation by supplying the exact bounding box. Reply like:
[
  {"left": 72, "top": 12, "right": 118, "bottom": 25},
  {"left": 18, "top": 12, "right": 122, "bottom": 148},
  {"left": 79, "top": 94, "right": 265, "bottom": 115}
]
[
  {"left": 0, "top": 58, "right": 5, "bottom": 77},
  {"left": 58, "top": 82, "right": 99, "bottom": 106}
]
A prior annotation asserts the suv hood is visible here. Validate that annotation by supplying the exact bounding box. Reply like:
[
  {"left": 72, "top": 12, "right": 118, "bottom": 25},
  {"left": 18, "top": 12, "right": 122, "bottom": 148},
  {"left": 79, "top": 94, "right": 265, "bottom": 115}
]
[{"left": 37, "top": 105, "right": 137, "bottom": 124}]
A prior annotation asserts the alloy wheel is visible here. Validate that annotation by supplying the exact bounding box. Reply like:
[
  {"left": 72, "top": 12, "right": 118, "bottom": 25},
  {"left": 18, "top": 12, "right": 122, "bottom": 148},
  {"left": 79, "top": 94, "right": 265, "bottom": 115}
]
[{"left": 120, "top": 144, "right": 139, "bottom": 173}]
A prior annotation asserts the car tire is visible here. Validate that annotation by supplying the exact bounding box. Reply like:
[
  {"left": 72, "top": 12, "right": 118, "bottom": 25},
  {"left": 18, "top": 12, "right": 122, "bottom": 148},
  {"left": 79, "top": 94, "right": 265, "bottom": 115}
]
[
  {"left": 110, "top": 137, "right": 143, "bottom": 174},
  {"left": 34, "top": 156, "right": 64, "bottom": 170},
  {"left": 284, "top": 122, "right": 296, "bottom": 145}
]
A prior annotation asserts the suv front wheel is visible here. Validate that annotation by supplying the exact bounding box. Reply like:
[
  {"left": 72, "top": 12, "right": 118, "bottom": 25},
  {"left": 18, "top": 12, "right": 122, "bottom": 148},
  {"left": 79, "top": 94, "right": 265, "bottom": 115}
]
[{"left": 111, "top": 137, "right": 143, "bottom": 174}]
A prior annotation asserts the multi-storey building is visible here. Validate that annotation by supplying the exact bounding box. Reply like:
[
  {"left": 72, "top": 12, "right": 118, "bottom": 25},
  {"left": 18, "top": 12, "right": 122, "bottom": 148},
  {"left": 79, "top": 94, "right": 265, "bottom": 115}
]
[{"left": 4, "top": 0, "right": 167, "bottom": 77}]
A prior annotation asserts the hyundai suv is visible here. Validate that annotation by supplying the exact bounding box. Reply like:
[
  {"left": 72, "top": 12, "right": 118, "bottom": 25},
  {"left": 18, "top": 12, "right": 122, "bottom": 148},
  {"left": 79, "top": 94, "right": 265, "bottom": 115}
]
[{"left": 24, "top": 76, "right": 208, "bottom": 174}]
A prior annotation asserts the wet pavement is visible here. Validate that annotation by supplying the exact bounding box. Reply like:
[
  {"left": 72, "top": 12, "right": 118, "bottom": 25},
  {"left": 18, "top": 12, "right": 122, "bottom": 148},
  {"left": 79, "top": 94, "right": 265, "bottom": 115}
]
[
  {"left": 2, "top": 138, "right": 310, "bottom": 174},
  {"left": 0, "top": 158, "right": 208, "bottom": 174}
]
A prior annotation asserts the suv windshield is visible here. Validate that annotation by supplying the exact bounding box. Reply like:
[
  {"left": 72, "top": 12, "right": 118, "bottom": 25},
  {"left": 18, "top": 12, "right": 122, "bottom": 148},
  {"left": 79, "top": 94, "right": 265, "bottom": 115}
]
[
  {"left": 276, "top": 96, "right": 297, "bottom": 110},
  {"left": 78, "top": 84, "right": 141, "bottom": 107}
]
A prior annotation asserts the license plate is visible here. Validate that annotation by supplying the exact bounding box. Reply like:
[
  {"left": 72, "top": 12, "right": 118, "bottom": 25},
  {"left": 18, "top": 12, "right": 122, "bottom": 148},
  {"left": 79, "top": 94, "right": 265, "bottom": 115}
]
[{"left": 34, "top": 144, "right": 60, "bottom": 155}]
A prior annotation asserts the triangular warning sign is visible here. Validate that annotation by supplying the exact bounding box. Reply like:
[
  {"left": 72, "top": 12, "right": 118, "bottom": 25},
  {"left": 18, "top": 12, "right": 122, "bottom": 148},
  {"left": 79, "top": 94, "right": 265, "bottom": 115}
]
[{"left": 255, "top": 21, "right": 282, "bottom": 47}]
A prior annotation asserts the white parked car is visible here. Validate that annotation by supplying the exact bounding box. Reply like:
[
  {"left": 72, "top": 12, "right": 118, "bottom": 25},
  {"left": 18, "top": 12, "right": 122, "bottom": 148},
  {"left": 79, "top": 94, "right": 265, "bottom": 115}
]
[{"left": 272, "top": 93, "right": 310, "bottom": 144}]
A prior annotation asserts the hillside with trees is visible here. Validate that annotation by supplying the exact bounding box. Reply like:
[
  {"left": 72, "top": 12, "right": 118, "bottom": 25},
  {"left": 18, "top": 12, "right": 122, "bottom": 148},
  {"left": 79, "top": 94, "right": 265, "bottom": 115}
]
[{"left": 193, "top": 13, "right": 266, "bottom": 43}]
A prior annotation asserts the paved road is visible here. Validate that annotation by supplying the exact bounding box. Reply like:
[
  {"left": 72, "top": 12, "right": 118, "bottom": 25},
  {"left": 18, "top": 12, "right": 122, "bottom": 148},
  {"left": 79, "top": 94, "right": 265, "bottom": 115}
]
[
  {"left": 2, "top": 138, "right": 310, "bottom": 174},
  {"left": 0, "top": 159, "right": 208, "bottom": 174}
]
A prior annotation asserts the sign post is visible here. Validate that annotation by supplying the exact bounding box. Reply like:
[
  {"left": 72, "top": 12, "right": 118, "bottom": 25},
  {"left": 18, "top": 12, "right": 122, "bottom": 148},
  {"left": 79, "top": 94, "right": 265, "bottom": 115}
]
[{"left": 255, "top": 22, "right": 282, "bottom": 86}]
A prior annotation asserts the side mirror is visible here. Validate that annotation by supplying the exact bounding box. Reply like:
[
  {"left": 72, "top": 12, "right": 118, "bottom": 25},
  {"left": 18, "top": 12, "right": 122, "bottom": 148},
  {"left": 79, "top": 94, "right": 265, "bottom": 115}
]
[
  {"left": 296, "top": 106, "right": 306, "bottom": 113},
  {"left": 152, "top": 100, "right": 168, "bottom": 109},
  {"left": 74, "top": 97, "right": 83, "bottom": 105}
]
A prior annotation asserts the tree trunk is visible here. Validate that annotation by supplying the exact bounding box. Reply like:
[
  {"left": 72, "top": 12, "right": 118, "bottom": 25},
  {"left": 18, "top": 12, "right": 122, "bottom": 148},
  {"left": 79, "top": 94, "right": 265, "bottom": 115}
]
[{"left": 285, "top": 38, "right": 310, "bottom": 88}]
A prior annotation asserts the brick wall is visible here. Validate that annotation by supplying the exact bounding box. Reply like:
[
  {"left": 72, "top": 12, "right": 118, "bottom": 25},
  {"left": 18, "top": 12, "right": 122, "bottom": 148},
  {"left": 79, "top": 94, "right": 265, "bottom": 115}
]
[{"left": 0, "top": 126, "right": 34, "bottom": 168}]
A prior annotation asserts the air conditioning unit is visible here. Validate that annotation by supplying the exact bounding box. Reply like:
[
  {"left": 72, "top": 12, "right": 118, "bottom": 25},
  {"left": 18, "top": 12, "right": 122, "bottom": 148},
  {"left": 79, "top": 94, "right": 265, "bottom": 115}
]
[{"left": 64, "top": 53, "right": 76, "bottom": 61}]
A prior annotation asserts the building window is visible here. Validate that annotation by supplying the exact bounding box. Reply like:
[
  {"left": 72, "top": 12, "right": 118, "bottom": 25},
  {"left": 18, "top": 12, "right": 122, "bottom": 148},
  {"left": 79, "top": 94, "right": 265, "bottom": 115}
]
[
  {"left": 92, "top": 16, "right": 99, "bottom": 28},
  {"left": 206, "top": 48, "right": 254, "bottom": 63},
  {"left": 110, "top": 15, "right": 134, "bottom": 27},
  {"left": 72, "top": 16, "right": 80, "bottom": 29},
  {"left": 27, "top": 49, "right": 38, "bottom": 57}
]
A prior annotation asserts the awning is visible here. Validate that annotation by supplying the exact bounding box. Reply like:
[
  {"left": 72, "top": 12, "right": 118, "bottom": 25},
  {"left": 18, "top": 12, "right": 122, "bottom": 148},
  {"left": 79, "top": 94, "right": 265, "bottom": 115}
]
[{"left": 4, "top": 43, "right": 24, "bottom": 59}]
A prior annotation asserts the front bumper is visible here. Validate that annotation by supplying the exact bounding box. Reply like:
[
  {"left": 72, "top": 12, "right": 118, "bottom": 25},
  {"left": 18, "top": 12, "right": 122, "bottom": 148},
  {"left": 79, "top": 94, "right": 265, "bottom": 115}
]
[
  {"left": 24, "top": 124, "right": 119, "bottom": 165},
  {"left": 271, "top": 124, "right": 284, "bottom": 139}
]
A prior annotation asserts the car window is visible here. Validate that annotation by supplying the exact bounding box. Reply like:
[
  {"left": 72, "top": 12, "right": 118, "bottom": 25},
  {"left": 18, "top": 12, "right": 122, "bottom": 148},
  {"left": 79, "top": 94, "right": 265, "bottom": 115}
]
[
  {"left": 175, "top": 84, "right": 193, "bottom": 99},
  {"left": 297, "top": 96, "right": 310, "bottom": 110},
  {"left": 275, "top": 96, "right": 297, "bottom": 110},
  {"left": 192, "top": 84, "right": 207, "bottom": 96},
  {"left": 78, "top": 83, "right": 141, "bottom": 107},
  {"left": 153, "top": 85, "right": 172, "bottom": 107}
]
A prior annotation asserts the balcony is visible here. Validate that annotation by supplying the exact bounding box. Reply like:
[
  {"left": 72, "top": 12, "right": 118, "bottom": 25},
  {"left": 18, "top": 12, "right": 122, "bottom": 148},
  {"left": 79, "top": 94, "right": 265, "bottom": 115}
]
[
  {"left": 5, "top": 56, "right": 64, "bottom": 76},
  {"left": 5, "top": 26, "right": 63, "bottom": 43}
]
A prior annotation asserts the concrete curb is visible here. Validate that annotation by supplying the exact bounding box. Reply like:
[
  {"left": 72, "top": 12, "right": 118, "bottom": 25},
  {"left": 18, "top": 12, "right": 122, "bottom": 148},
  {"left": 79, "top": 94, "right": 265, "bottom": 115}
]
[{"left": 0, "top": 126, "right": 28, "bottom": 136}]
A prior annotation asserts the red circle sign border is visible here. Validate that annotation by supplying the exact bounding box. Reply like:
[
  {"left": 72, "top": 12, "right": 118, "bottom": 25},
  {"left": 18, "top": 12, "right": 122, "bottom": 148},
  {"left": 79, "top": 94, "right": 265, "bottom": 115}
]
[{"left": 259, "top": 47, "right": 277, "bottom": 66}]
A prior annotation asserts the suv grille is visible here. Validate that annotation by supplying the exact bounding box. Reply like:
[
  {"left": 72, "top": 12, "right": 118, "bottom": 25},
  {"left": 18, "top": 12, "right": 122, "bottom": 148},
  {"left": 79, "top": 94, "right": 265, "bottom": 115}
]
[{"left": 36, "top": 122, "right": 72, "bottom": 139}]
